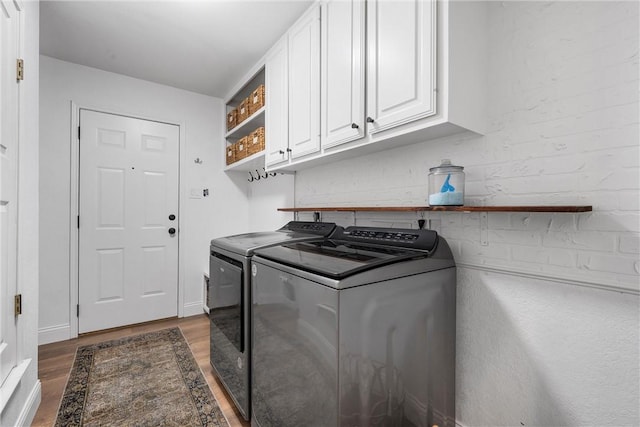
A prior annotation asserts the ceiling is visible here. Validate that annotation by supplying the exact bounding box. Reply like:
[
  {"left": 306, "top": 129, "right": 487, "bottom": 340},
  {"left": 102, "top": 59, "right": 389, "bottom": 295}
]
[{"left": 40, "top": 0, "right": 313, "bottom": 98}]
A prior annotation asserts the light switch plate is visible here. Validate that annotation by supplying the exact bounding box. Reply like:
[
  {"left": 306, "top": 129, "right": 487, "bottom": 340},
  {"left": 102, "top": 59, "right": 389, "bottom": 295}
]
[{"left": 189, "top": 188, "right": 202, "bottom": 199}]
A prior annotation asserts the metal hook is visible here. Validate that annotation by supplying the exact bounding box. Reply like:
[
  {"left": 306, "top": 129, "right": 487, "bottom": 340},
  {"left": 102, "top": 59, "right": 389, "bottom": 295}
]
[
  {"left": 269, "top": 171, "right": 277, "bottom": 177},
  {"left": 261, "top": 167, "right": 269, "bottom": 179},
  {"left": 254, "top": 169, "right": 262, "bottom": 180},
  {"left": 247, "top": 172, "right": 254, "bottom": 182}
]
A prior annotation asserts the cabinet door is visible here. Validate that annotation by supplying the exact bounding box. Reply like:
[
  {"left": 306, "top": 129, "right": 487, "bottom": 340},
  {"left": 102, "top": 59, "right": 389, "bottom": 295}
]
[
  {"left": 321, "top": 0, "right": 366, "bottom": 149},
  {"left": 366, "top": 0, "right": 437, "bottom": 134},
  {"left": 288, "top": 5, "right": 321, "bottom": 159},
  {"left": 265, "top": 37, "right": 289, "bottom": 167}
]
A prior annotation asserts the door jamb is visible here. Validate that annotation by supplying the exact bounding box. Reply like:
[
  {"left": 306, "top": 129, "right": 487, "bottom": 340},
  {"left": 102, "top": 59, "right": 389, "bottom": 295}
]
[{"left": 68, "top": 102, "right": 186, "bottom": 338}]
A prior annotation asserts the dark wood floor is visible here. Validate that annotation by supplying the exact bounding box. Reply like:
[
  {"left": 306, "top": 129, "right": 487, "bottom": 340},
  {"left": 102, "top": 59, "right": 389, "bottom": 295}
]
[{"left": 32, "top": 314, "right": 250, "bottom": 427}]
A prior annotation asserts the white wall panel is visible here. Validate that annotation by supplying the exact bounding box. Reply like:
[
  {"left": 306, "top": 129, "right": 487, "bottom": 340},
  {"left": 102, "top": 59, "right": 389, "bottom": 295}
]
[
  {"left": 141, "top": 246, "right": 166, "bottom": 296},
  {"left": 97, "top": 168, "right": 125, "bottom": 228},
  {"left": 142, "top": 171, "right": 166, "bottom": 227},
  {"left": 97, "top": 128, "right": 126, "bottom": 148},
  {"left": 96, "top": 248, "right": 124, "bottom": 301}
]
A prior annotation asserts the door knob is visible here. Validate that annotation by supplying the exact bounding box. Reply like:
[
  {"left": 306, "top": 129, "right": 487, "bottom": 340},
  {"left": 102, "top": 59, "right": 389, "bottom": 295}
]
[
  {"left": 279, "top": 150, "right": 285, "bottom": 154},
  {"left": 168, "top": 227, "right": 176, "bottom": 235},
  {"left": 286, "top": 148, "right": 292, "bottom": 152},
  {"left": 351, "top": 123, "right": 359, "bottom": 129},
  {"left": 366, "top": 117, "right": 375, "bottom": 123},
  {"left": 168, "top": 214, "right": 176, "bottom": 221}
]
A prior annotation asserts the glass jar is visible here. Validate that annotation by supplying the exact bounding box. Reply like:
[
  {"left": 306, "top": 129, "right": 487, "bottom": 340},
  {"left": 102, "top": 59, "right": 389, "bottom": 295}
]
[{"left": 428, "top": 159, "right": 465, "bottom": 206}]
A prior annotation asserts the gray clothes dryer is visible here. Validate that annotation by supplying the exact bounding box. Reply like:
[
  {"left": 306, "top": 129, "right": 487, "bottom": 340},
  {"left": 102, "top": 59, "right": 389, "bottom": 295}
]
[{"left": 208, "top": 221, "right": 337, "bottom": 420}]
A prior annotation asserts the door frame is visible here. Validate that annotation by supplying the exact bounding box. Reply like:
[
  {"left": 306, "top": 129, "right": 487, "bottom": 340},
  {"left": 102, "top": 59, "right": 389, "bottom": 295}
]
[{"left": 68, "top": 102, "right": 186, "bottom": 339}]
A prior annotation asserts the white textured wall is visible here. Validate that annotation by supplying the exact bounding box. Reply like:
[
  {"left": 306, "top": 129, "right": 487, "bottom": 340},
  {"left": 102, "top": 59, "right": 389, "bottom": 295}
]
[
  {"left": 39, "top": 56, "right": 251, "bottom": 342},
  {"left": 247, "top": 173, "right": 295, "bottom": 232},
  {"left": 295, "top": 1, "right": 639, "bottom": 426}
]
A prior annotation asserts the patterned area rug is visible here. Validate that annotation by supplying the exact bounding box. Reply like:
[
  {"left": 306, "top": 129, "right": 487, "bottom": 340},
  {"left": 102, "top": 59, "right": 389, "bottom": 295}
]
[{"left": 55, "top": 327, "right": 228, "bottom": 427}]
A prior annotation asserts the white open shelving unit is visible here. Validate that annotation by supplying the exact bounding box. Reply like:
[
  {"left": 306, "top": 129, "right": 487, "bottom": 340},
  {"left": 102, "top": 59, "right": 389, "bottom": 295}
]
[{"left": 224, "top": 68, "right": 266, "bottom": 172}]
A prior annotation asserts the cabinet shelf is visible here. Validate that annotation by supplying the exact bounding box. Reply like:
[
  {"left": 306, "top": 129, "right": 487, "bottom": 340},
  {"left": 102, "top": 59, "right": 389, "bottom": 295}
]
[
  {"left": 224, "top": 151, "right": 265, "bottom": 172},
  {"left": 278, "top": 205, "right": 593, "bottom": 213},
  {"left": 225, "top": 107, "right": 265, "bottom": 140}
]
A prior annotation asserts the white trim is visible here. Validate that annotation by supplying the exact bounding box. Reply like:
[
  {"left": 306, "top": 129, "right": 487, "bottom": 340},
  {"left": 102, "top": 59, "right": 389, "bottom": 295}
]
[
  {"left": 183, "top": 301, "right": 206, "bottom": 317},
  {"left": 177, "top": 117, "right": 186, "bottom": 318},
  {"left": 38, "top": 323, "right": 70, "bottom": 345},
  {"left": 0, "top": 359, "right": 31, "bottom": 414},
  {"left": 69, "top": 102, "right": 186, "bottom": 338},
  {"left": 69, "top": 101, "right": 79, "bottom": 339},
  {"left": 457, "top": 262, "right": 639, "bottom": 295},
  {"left": 14, "top": 379, "right": 40, "bottom": 427}
]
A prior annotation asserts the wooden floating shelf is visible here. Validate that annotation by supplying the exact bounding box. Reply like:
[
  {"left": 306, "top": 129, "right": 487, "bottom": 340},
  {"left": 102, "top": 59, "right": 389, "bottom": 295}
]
[{"left": 278, "top": 206, "right": 593, "bottom": 213}]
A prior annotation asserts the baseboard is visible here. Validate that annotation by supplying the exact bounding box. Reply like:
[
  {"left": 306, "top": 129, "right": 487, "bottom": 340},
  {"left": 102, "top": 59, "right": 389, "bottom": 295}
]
[
  {"left": 38, "top": 323, "right": 70, "bottom": 345},
  {"left": 183, "top": 301, "right": 206, "bottom": 317},
  {"left": 15, "top": 379, "right": 41, "bottom": 427}
]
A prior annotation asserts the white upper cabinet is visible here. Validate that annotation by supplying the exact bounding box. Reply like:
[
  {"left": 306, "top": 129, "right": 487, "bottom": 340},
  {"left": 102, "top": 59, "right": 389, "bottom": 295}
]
[
  {"left": 321, "top": 0, "right": 365, "bottom": 149},
  {"left": 264, "top": 4, "right": 321, "bottom": 167},
  {"left": 366, "top": 0, "right": 436, "bottom": 134},
  {"left": 288, "top": 4, "right": 321, "bottom": 159},
  {"left": 265, "top": 37, "right": 289, "bottom": 167},
  {"left": 263, "top": 0, "right": 486, "bottom": 172}
]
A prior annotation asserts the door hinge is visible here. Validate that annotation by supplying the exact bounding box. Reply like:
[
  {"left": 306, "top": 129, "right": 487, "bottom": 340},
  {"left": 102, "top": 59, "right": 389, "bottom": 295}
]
[
  {"left": 14, "top": 294, "right": 22, "bottom": 316},
  {"left": 77, "top": 215, "right": 80, "bottom": 229},
  {"left": 77, "top": 304, "right": 79, "bottom": 317},
  {"left": 16, "top": 59, "right": 24, "bottom": 81}
]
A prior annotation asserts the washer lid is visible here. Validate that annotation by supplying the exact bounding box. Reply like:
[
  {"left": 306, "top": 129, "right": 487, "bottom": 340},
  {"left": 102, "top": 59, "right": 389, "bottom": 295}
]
[
  {"left": 210, "top": 222, "right": 337, "bottom": 256},
  {"left": 253, "top": 239, "right": 430, "bottom": 280}
]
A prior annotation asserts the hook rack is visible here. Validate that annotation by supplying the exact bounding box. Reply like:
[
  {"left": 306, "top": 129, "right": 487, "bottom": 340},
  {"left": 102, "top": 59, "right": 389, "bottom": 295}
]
[{"left": 247, "top": 168, "right": 282, "bottom": 182}]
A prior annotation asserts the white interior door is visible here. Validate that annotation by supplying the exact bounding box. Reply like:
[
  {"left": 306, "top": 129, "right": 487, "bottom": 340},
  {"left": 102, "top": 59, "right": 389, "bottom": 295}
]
[
  {"left": 0, "top": 0, "right": 20, "bottom": 387},
  {"left": 78, "top": 110, "right": 179, "bottom": 334}
]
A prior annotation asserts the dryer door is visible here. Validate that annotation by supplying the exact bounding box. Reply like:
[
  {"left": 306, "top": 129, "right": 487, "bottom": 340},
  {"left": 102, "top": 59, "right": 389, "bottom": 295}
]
[{"left": 209, "top": 253, "right": 243, "bottom": 352}]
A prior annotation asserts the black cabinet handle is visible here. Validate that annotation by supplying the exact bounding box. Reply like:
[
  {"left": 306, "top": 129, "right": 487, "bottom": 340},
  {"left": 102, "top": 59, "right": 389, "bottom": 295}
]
[
  {"left": 168, "top": 227, "right": 176, "bottom": 235},
  {"left": 351, "top": 123, "right": 359, "bottom": 129},
  {"left": 286, "top": 148, "right": 292, "bottom": 152},
  {"left": 366, "top": 117, "right": 375, "bottom": 123},
  {"left": 279, "top": 150, "right": 285, "bottom": 154},
  {"left": 168, "top": 214, "right": 176, "bottom": 221}
]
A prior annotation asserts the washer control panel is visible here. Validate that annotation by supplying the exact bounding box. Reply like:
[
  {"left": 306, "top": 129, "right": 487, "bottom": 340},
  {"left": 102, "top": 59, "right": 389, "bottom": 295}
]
[{"left": 334, "top": 226, "right": 438, "bottom": 251}]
